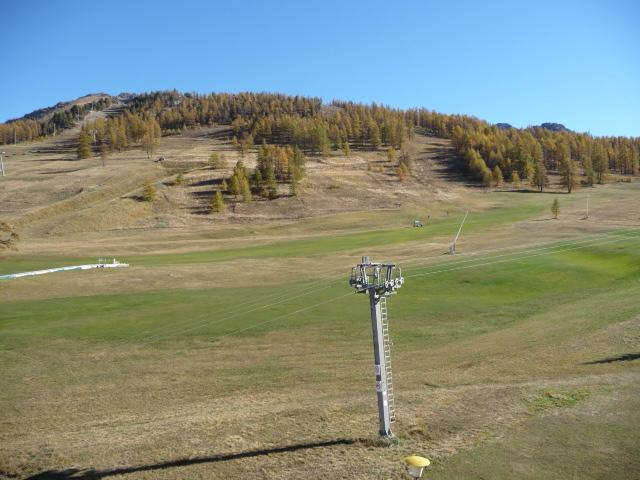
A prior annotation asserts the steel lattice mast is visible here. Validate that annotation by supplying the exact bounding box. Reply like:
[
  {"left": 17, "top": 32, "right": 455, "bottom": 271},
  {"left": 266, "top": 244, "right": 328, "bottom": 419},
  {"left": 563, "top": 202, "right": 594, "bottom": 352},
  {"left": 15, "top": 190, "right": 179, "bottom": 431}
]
[{"left": 349, "top": 256, "right": 404, "bottom": 439}]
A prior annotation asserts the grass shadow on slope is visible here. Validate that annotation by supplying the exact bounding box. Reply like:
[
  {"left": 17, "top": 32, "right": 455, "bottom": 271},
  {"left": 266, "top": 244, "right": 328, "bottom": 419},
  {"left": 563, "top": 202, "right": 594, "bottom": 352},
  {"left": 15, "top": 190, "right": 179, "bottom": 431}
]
[{"left": 24, "top": 438, "right": 359, "bottom": 480}]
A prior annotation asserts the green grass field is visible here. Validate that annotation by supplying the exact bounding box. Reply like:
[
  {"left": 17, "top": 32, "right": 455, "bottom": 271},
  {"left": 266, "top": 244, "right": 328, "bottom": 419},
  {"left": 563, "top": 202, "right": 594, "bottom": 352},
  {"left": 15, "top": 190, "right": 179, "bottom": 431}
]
[
  {"left": 0, "top": 190, "right": 552, "bottom": 275},
  {"left": 1, "top": 186, "right": 639, "bottom": 479}
]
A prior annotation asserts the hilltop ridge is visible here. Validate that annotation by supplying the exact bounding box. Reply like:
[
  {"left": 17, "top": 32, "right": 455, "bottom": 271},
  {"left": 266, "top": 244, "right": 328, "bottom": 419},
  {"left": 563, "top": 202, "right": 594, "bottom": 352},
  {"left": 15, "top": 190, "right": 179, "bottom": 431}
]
[{"left": 7, "top": 93, "right": 113, "bottom": 123}]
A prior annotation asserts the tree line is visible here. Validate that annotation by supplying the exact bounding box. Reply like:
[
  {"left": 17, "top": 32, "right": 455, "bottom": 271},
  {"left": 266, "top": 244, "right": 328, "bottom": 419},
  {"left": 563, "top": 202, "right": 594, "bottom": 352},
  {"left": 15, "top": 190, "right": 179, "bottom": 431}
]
[
  {"left": 3, "top": 91, "right": 638, "bottom": 194},
  {"left": 98, "top": 91, "right": 640, "bottom": 192},
  {"left": 80, "top": 113, "right": 161, "bottom": 160},
  {"left": 408, "top": 109, "right": 639, "bottom": 191},
  {"left": 124, "top": 91, "right": 413, "bottom": 153}
]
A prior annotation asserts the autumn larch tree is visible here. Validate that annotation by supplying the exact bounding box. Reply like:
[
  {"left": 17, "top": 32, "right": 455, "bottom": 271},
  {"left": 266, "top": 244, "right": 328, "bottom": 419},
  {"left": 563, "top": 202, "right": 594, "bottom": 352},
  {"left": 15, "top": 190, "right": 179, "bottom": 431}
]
[
  {"left": 265, "top": 163, "right": 277, "bottom": 199},
  {"left": 492, "top": 165, "right": 503, "bottom": 187},
  {"left": 551, "top": 198, "right": 560, "bottom": 219},
  {"left": 592, "top": 143, "right": 608, "bottom": 184},
  {"left": 142, "top": 117, "right": 161, "bottom": 158},
  {"left": 387, "top": 147, "right": 397, "bottom": 162},
  {"left": 582, "top": 154, "right": 595, "bottom": 186},
  {"left": 241, "top": 176, "right": 252, "bottom": 202},
  {"left": 77, "top": 131, "right": 92, "bottom": 159},
  {"left": 369, "top": 121, "right": 381, "bottom": 149},
  {"left": 142, "top": 179, "right": 156, "bottom": 202},
  {"left": 211, "top": 190, "right": 225, "bottom": 213},
  {"left": 229, "top": 174, "right": 241, "bottom": 199},
  {"left": 532, "top": 158, "right": 548, "bottom": 192},
  {"left": 397, "top": 164, "right": 407, "bottom": 182},
  {"left": 481, "top": 167, "right": 492, "bottom": 189},
  {"left": 254, "top": 168, "right": 263, "bottom": 188},
  {"left": 559, "top": 155, "right": 578, "bottom": 193},
  {"left": 99, "top": 141, "right": 109, "bottom": 167},
  {"left": 290, "top": 165, "right": 302, "bottom": 196},
  {"left": 209, "top": 152, "right": 221, "bottom": 169},
  {"left": 511, "top": 171, "right": 521, "bottom": 188},
  {"left": 239, "top": 133, "right": 253, "bottom": 157}
]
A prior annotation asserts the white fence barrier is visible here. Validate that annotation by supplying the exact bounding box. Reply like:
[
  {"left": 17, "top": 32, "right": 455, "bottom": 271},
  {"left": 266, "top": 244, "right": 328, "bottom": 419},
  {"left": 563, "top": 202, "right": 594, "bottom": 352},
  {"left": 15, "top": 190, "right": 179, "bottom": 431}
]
[{"left": 0, "top": 259, "right": 129, "bottom": 280}]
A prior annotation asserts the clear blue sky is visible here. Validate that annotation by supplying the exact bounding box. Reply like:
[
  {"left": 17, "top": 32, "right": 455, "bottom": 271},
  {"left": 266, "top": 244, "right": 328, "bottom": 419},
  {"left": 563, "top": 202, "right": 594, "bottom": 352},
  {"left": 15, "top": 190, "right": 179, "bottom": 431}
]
[{"left": 2, "top": 0, "right": 639, "bottom": 136}]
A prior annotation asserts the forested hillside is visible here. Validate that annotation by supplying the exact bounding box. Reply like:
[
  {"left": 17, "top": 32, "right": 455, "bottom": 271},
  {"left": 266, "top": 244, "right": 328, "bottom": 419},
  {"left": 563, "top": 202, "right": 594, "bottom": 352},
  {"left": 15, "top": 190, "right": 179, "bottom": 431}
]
[{"left": 2, "top": 91, "right": 638, "bottom": 193}]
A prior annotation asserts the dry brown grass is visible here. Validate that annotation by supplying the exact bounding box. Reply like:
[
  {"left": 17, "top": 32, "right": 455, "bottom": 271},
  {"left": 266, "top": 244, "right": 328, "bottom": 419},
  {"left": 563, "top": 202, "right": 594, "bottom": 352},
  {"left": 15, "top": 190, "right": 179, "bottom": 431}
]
[
  {"left": 1, "top": 123, "right": 639, "bottom": 480},
  {"left": 2, "top": 310, "right": 638, "bottom": 479},
  {"left": 0, "top": 124, "right": 473, "bottom": 252}
]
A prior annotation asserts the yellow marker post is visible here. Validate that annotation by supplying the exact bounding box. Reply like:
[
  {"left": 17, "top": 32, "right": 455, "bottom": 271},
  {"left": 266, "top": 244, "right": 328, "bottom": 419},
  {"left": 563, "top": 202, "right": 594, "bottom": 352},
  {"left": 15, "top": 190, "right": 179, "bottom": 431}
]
[{"left": 404, "top": 455, "right": 431, "bottom": 479}]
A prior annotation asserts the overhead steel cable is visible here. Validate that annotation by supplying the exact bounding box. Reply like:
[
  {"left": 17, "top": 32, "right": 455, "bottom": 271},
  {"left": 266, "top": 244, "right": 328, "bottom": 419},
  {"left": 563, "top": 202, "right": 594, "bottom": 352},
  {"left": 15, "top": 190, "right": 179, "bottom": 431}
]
[
  {"left": 104, "top": 274, "right": 340, "bottom": 348},
  {"left": 179, "top": 230, "right": 640, "bottom": 343},
  {"left": 407, "top": 230, "right": 640, "bottom": 278},
  {"left": 101, "top": 228, "right": 639, "bottom": 349},
  {"left": 8, "top": 228, "right": 640, "bottom": 424}
]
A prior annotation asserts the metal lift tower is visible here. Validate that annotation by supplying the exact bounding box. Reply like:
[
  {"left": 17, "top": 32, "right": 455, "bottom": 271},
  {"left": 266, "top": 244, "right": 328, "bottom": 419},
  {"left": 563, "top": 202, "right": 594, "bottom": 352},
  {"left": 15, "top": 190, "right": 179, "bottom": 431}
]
[{"left": 349, "top": 256, "right": 404, "bottom": 439}]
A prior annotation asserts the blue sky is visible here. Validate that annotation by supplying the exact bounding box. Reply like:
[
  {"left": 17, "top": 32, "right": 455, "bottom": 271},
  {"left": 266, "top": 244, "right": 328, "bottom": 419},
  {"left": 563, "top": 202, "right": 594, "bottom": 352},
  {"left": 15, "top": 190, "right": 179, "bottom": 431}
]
[{"left": 2, "top": 0, "right": 638, "bottom": 136}]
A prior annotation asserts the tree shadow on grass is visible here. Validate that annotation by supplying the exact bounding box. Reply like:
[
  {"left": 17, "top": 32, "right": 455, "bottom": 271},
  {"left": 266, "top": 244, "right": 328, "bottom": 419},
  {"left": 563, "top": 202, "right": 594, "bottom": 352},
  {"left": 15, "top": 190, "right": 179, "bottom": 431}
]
[
  {"left": 581, "top": 352, "right": 640, "bottom": 365},
  {"left": 492, "top": 189, "right": 569, "bottom": 194},
  {"left": 189, "top": 178, "right": 222, "bottom": 188},
  {"left": 25, "top": 438, "right": 358, "bottom": 480}
]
